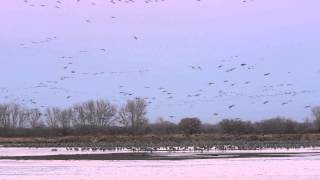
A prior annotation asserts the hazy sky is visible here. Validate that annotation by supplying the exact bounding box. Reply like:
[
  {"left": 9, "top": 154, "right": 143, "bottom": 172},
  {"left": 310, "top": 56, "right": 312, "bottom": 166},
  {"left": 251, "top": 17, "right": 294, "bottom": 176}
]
[{"left": 1, "top": 0, "right": 320, "bottom": 122}]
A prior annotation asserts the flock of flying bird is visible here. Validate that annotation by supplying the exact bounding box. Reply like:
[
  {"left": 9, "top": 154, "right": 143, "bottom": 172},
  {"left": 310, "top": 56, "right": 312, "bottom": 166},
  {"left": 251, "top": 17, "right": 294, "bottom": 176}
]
[
  {"left": 0, "top": 0, "right": 319, "bottom": 120},
  {"left": 22, "top": 0, "right": 253, "bottom": 9}
]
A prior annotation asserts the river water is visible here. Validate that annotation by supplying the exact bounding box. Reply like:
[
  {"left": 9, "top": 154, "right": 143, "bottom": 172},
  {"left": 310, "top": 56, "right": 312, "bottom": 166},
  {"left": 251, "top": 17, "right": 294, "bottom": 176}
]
[{"left": 0, "top": 148, "right": 320, "bottom": 180}]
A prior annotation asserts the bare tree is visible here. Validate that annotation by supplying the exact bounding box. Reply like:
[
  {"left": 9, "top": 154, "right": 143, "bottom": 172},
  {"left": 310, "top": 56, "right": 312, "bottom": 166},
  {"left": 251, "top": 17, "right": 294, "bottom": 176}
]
[
  {"left": 45, "top": 107, "right": 72, "bottom": 129},
  {"left": 95, "top": 100, "right": 117, "bottom": 127},
  {"left": 0, "top": 104, "right": 10, "bottom": 128},
  {"left": 118, "top": 98, "right": 148, "bottom": 130},
  {"left": 81, "top": 100, "right": 96, "bottom": 126},
  {"left": 72, "top": 104, "right": 86, "bottom": 127},
  {"left": 9, "top": 104, "right": 21, "bottom": 128},
  {"left": 312, "top": 106, "right": 320, "bottom": 132},
  {"left": 27, "top": 108, "right": 42, "bottom": 128},
  {"left": 45, "top": 107, "right": 60, "bottom": 128},
  {"left": 73, "top": 100, "right": 117, "bottom": 128},
  {"left": 17, "top": 108, "right": 29, "bottom": 128},
  {"left": 0, "top": 103, "right": 28, "bottom": 128},
  {"left": 57, "top": 108, "right": 73, "bottom": 129}
]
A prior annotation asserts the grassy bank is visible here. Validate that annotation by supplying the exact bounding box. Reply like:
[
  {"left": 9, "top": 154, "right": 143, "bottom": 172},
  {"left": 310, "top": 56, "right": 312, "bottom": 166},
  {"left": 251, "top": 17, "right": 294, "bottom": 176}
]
[{"left": 0, "top": 133, "right": 320, "bottom": 149}]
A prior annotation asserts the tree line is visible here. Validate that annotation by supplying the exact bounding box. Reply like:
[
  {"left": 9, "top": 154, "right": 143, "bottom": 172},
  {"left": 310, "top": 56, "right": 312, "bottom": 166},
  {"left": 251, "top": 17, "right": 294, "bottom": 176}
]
[{"left": 0, "top": 98, "right": 319, "bottom": 137}]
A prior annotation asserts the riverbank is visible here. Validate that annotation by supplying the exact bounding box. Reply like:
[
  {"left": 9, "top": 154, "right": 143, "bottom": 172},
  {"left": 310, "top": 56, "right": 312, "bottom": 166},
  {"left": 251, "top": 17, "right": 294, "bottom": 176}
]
[{"left": 0, "top": 133, "right": 320, "bottom": 149}]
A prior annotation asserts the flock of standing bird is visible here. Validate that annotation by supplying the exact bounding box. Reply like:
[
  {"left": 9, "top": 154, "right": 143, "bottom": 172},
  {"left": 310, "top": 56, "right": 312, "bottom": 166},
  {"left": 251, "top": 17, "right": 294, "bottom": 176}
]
[{"left": 1, "top": 0, "right": 319, "bottom": 120}]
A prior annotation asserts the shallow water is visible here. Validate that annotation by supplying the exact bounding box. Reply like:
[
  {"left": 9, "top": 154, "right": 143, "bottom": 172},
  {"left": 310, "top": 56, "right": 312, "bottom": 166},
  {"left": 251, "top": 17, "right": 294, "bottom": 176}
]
[{"left": 1, "top": 148, "right": 320, "bottom": 180}]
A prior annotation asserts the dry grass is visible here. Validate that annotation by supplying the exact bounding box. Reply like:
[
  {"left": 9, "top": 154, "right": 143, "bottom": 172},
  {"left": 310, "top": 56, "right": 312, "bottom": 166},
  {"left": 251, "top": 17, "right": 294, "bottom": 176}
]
[{"left": 1, "top": 133, "right": 320, "bottom": 145}]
